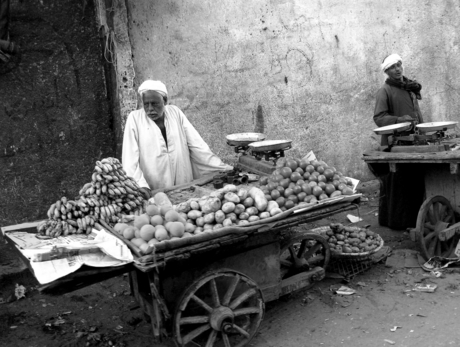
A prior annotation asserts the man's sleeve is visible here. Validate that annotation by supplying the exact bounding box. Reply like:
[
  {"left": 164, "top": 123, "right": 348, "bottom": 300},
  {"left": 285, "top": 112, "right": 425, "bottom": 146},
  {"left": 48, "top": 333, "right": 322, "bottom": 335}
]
[
  {"left": 373, "top": 87, "right": 398, "bottom": 127},
  {"left": 121, "top": 113, "right": 150, "bottom": 189},
  {"left": 178, "top": 107, "right": 232, "bottom": 178}
]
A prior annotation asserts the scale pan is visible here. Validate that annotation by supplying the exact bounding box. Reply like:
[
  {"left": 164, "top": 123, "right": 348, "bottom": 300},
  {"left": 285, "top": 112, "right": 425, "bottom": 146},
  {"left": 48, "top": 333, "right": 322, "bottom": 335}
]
[
  {"left": 373, "top": 122, "right": 412, "bottom": 135},
  {"left": 226, "top": 133, "right": 266, "bottom": 146},
  {"left": 248, "top": 139, "right": 292, "bottom": 152},
  {"left": 416, "top": 121, "right": 458, "bottom": 132}
]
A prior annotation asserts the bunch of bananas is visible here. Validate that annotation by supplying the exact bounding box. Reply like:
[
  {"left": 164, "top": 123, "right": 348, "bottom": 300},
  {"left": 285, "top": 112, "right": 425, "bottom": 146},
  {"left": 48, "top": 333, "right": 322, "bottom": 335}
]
[{"left": 37, "top": 157, "right": 146, "bottom": 238}]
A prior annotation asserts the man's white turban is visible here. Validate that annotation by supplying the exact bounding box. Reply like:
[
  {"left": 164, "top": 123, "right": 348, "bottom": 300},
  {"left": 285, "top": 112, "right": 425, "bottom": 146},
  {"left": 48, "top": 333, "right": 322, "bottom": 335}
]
[
  {"left": 381, "top": 54, "right": 402, "bottom": 72},
  {"left": 138, "top": 80, "right": 168, "bottom": 98}
]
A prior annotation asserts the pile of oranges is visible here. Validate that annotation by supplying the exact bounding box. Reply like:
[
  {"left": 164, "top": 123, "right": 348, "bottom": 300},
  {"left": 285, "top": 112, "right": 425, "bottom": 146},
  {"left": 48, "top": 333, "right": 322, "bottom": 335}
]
[{"left": 259, "top": 157, "right": 355, "bottom": 210}]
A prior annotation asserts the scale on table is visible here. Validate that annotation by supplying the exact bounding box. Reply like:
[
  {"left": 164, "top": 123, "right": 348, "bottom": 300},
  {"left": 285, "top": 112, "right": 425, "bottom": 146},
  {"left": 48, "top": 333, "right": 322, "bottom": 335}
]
[
  {"left": 373, "top": 121, "right": 459, "bottom": 152},
  {"left": 225, "top": 133, "right": 292, "bottom": 175}
]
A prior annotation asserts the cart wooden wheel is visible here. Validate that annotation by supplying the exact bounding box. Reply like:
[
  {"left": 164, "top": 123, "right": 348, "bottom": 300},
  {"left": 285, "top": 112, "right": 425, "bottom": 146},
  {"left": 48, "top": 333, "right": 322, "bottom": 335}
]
[
  {"left": 416, "top": 195, "right": 458, "bottom": 260},
  {"left": 173, "top": 269, "right": 264, "bottom": 347},
  {"left": 280, "top": 233, "right": 331, "bottom": 280}
]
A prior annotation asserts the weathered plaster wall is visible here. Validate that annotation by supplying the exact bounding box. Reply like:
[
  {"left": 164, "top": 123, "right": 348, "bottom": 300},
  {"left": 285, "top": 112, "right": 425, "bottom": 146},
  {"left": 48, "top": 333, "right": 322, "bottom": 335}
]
[{"left": 125, "top": 0, "right": 460, "bottom": 180}]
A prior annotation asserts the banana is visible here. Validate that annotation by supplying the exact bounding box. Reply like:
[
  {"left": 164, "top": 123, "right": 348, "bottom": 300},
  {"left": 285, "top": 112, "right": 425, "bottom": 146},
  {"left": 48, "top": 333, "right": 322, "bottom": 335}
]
[
  {"left": 86, "top": 198, "right": 95, "bottom": 207},
  {"left": 128, "top": 201, "right": 137, "bottom": 208},
  {"left": 85, "top": 215, "right": 91, "bottom": 226},
  {"left": 47, "top": 203, "right": 56, "bottom": 219},
  {"left": 113, "top": 188, "right": 121, "bottom": 195},
  {"left": 108, "top": 205, "right": 116, "bottom": 215},
  {"left": 86, "top": 226, "right": 92, "bottom": 235},
  {"left": 94, "top": 165, "right": 103, "bottom": 174},
  {"left": 102, "top": 174, "right": 113, "bottom": 181},
  {"left": 111, "top": 175, "right": 119, "bottom": 182},
  {"left": 118, "top": 187, "right": 127, "bottom": 195},
  {"left": 125, "top": 186, "right": 135, "bottom": 194},
  {"left": 102, "top": 185, "right": 107, "bottom": 194},
  {"left": 60, "top": 205, "right": 67, "bottom": 215},
  {"left": 96, "top": 188, "right": 101, "bottom": 196},
  {"left": 55, "top": 199, "right": 62, "bottom": 211},
  {"left": 101, "top": 164, "right": 109, "bottom": 173},
  {"left": 67, "top": 219, "right": 78, "bottom": 227},
  {"left": 81, "top": 216, "right": 87, "bottom": 230},
  {"left": 61, "top": 196, "right": 68, "bottom": 205},
  {"left": 108, "top": 183, "right": 115, "bottom": 190},
  {"left": 108, "top": 189, "right": 115, "bottom": 196},
  {"left": 104, "top": 163, "right": 113, "bottom": 172},
  {"left": 87, "top": 186, "right": 95, "bottom": 195},
  {"left": 37, "top": 221, "right": 47, "bottom": 233},
  {"left": 54, "top": 208, "right": 61, "bottom": 219},
  {"left": 96, "top": 174, "right": 103, "bottom": 182},
  {"left": 77, "top": 218, "right": 82, "bottom": 229},
  {"left": 113, "top": 181, "right": 121, "bottom": 187},
  {"left": 124, "top": 203, "right": 131, "bottom": 211}
]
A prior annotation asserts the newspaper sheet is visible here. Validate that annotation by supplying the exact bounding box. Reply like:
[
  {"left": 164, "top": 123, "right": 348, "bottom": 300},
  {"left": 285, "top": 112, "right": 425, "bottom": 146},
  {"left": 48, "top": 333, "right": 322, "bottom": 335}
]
[{"left": 7, "top": 228, "right": 133, "bottom": 285}]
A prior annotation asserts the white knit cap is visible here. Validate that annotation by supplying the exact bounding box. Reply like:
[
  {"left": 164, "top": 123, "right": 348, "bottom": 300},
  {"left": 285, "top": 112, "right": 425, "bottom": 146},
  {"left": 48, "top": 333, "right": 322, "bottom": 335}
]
[
  {"left": 381, "top": 54, "right": 402, "bottom": 72},
  {"left": 138, "top": 80, "right": 168, "bottom": 97}
]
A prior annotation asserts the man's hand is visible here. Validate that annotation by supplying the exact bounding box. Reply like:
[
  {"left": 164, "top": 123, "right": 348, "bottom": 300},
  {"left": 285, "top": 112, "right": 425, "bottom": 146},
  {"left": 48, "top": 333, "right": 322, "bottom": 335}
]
[
  {"left": 139, "top": 187, "right": 151, "bottom": 200},
  {"left": 397, "top": 115, "right": 413, "bottom": 123}
]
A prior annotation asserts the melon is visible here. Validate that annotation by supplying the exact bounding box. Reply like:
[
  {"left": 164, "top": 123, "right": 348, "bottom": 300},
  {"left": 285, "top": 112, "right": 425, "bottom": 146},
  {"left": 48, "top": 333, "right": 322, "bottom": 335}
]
[
  {"left": 150, "top": 215, "right": 164, "bottom": 226},
  {"left": 134, "top": 214, "right": 150, "bottom": 229},
  {"left": 168, "top": 222, "right": 185, "bottom": 237},
  {"left": 140, "top": 224, "right": 156, "bottom": 241},
  {"left": 114, "top": 223, "right": 130, "bottom": 235},
  {"left": 146, "top": 204, "right": 160, "bottom": 217}
]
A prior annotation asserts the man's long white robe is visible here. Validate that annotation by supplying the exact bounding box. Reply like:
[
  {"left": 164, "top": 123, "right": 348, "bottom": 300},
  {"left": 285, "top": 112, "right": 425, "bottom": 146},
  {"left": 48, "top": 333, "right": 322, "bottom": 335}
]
[{"left": 122, "top": 105, "right": 231, "bottom": 190}]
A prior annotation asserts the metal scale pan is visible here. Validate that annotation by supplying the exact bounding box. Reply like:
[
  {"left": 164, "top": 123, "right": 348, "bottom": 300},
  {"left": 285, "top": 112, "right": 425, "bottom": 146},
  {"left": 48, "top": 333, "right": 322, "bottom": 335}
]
[
  {"left": 248, "top": 139, "right": 292, "bottom": 152},
  {"left": 373, "top": 122, "right": 412, "bottom": 135},
  {"left": 226, "top": 133, "right": 266, "bottom": 147},
  {"left": 416, "top": 121, "right": 458, "bottom": 133}
]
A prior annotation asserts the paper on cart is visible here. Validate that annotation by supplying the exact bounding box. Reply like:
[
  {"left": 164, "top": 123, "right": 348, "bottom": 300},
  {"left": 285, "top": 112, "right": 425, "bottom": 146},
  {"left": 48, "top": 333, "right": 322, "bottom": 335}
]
[{"left": 20, "top": 228, "right": 133, "bottom": 285}]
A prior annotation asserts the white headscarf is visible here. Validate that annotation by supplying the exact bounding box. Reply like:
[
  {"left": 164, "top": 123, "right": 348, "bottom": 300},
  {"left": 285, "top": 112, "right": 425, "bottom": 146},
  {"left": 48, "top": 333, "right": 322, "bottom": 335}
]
[
  {"left": 138, "top": 80, "right": 168, "bottom": 98},
  {"left": 381, "top": 54, "right": 402, "bottom": 72}
]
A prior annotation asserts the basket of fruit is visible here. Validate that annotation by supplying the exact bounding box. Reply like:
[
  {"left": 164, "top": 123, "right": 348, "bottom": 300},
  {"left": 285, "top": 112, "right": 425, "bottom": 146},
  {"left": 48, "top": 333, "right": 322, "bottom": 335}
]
[{"left": 311, "top": 223, "right": 384, "bottom": 261}]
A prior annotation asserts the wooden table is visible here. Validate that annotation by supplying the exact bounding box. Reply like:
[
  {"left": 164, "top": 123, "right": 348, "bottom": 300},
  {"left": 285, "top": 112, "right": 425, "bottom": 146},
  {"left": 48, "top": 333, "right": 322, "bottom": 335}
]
[{"left": 363, "top": 149, "right": 460, "bottom": 259}]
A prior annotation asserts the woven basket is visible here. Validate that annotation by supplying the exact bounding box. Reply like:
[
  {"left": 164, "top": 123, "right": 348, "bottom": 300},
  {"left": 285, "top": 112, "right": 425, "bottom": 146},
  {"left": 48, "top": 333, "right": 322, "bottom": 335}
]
[{"left": 309, "top": 226, "right": 385, "bottom": 261}]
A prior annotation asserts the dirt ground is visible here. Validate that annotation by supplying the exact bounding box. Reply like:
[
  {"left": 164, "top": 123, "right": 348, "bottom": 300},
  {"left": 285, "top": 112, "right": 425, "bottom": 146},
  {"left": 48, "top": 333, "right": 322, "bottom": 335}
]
[{"left": 2, "top": 189, "right": 460, "bottom": 347}]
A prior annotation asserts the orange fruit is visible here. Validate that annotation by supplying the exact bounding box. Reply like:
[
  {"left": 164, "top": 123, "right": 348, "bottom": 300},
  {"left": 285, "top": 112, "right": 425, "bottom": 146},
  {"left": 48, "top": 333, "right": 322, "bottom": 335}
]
[
  {"left": 305, "top": 165, "right": 315, "bottom": 174},
  {"left": 131, "top": 238, "right": 147, "bottom": 247},
  {"left": 280, "top": 178, "right": 291, "bottom": 189},
  {"left": 276, "top": 197, "right": 286, "bottom": 207},
  {"left": 259, "top": 176, "right": 269, "bottom": 185},
  {"left": 285, "top": 159, "right": 298, "bottom": 171},
  {"left": 308, "top": 181, "right": 318, "bottom": 187},
  {"left": 301, "top": 184, "right": 312, "bottom": 195},
  {"left": 155, "top": 228, "right": 169, "bottom": 241},
  {"left": 284, "top": 200, "right": 295, "bottom": 209},
  {"left": 276, "top": 157, "right": 287, "bottom": 168},
  {"left": 280, "top": 167, "right": 293, "bottom": 179},
  {"left": 139, "top": 243, "right": 153, "bottom": 255},
  {"left": 150, "top": 215, "right": 164, "bottom": 226},
  {"left": 123, "top": 227, "right": 136, "bottom": 240},
  {"left": 133, "top": 214, "right": 150, "bottom": 229},
  {"left": 134, "top": 227, "right": 141, "bottom": 238},
  {"left": 303, "top": 172, "right": 311, "bottom": 180},
  {"left": 324, "top": 169, "right": 334, "bottom": 180},
  {"left": 164, "top": 209, "right": 181, "bottom": 222},
  {"left": 294, "top": 167, "right": 304, "bottom": 175},
  {"left": 297, "top": 192, "right": 307, "bottom": 202},
  {"left": 317, "top": 175, "right": 327, "bottom": 183},
  {"left": 338, "top": 183, "right": 347, "bottom": 191},
  {"left": 273, "top": 174, "right": 284, "bottom": 183},
  {"left": 270, "top": 189, "right": 281, "bottom": 200},
  {"left": 284, "top": 187, "right": 294, "bottom": 198},
  {"left": 292, "top": 185, "right": 302, "bottom": 195},
  {"left": 319, "top": 193, "right": 329, "bottom": 200},
  {"left": 318, "top": 182, "right": 326, "bottom": 189},
  {"left": 265, "top": 194, "right": 273, "bottom": 201},
  {"left": 267, "top": 182, "right": 278, "bottom": 191},
  {"left": 316, "top": 166, "right": 325, "bottom": 174},
  {"left": 296, "top": 179, "right": 305, "bottom": 186},
  {"left": 140, "top": 224, "right": 156, "bottom": 241},
  {"left": 168, "top": 222, "right": 185, "bottom": 237},
  {"left": 276, "top": 186, "right": 285, "bottom": 195},
  {"left": 287, "top": 195, "right": 298, "bottom": 204},
  {"left": 308, "top": 175, "right": 318, "bottom": 183},
  {"left": 312, "top": 186, "right": 323, "bottom": 197},
  {"left": 342, "top": 187, "right": 354, "bottom": 195},
  {"left": 160, "top": 205, "right": 173, "bottom": 216},
  {"left": 290, "top": 172, "right": 302, "bottom": 182},
  {"left": 146, "top": 204, "right": 160, "bottom": 216},
  {"left": 325, "top": 184, "right": 336, "bottom": 195},
  {"left": 114, "top": 223, "right": 130, "bottom": 235},
  {"left": 299, "top": 159, "right": 310, "bottom": 170}
]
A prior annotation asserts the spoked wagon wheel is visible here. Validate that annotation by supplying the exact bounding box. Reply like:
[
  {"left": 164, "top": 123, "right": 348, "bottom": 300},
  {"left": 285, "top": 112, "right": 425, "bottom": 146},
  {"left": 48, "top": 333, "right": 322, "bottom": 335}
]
[
  {"left": 174, "top": 269, "right": 264, "bottom": 347},
  {"left": 280, "top": 233, "right": 331, "bottom": 280},
  {"left": 416, "top": 195, "right": 458, "bottom": 260}
]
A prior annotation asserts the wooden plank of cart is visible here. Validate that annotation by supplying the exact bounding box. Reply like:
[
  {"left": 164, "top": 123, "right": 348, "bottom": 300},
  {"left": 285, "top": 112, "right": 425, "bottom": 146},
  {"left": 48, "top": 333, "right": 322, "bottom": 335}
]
[
  {"left": 118, "top": 180, "right": 361, "bottom": 347},
  {"left": 362, "top": 148, "right": 460, "bottom": 261}
]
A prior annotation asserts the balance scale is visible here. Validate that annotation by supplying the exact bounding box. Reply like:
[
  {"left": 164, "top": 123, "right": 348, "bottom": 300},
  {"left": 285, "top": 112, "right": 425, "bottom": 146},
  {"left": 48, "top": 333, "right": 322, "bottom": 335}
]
[
  {"left": 226, "top": 133, "right": 292, "bottom": 176},
  {"left": 373, "top": 121, "right": 459, "bottom": 153}
]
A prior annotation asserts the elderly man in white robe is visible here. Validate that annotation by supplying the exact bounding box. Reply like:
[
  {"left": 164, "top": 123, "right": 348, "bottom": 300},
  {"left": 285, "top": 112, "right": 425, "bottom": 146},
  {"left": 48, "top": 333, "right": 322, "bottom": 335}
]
[{"left": 122, "top": 80, "right": 232, "bottom": 199}]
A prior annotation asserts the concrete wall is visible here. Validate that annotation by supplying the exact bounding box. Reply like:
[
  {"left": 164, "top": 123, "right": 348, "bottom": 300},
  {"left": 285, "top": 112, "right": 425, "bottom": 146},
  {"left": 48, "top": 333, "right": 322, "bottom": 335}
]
[{"left": 124, "top": 0, "right": 460, "bottom": 180}]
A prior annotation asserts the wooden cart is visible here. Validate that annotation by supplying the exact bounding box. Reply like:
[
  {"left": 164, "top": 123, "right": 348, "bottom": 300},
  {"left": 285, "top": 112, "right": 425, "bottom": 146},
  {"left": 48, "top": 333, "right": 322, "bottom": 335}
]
[
  {"left": 125, "top": 194, "right": 359, "bottom": 347},
  {"left": 363, "top": 149, "right": 460, "bottom": 260},
  {"left": 2, "top": 185, "right": 360, "bottom": 347}
]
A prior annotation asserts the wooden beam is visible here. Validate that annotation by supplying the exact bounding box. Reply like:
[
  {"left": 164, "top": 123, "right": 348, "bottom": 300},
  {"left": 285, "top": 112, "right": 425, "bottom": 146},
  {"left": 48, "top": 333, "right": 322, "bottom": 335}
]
[{"left": 450, "top": 163, "right": 459, "bottom": 174}]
